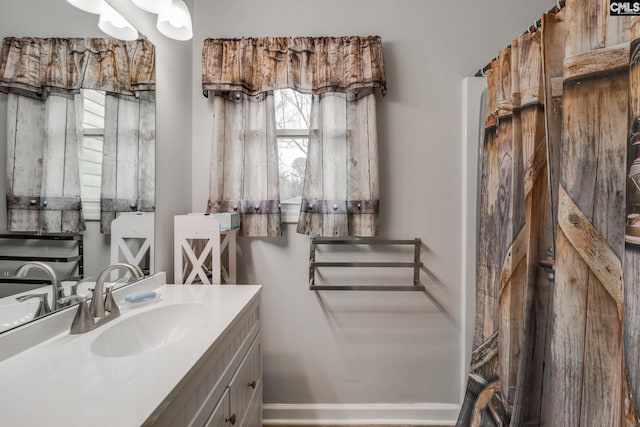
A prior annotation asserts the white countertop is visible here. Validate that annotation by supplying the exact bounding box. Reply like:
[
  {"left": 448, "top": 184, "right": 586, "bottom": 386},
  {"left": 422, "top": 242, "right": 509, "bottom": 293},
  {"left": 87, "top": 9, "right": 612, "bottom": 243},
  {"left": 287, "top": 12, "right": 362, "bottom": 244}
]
[{"left": 0, "top": 280, "right": 261, "bottom": 427}]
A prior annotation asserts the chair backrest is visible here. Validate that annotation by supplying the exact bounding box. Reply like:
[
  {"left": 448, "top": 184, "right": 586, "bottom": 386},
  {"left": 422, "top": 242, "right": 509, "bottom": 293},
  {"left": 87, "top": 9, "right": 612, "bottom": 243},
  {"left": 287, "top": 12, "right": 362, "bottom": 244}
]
[
  {"left": 174, "top": 215, "right": 221, "bottom": 284},
  {"left": 110, "top": 212, "right": 155, "bottom": 280}
]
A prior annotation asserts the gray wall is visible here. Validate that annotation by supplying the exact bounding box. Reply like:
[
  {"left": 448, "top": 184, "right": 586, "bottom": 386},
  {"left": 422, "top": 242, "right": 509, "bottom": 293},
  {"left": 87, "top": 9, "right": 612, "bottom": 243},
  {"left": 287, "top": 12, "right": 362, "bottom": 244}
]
[{"left": 188, "top": 0, "right": 550, "bottom": 418}]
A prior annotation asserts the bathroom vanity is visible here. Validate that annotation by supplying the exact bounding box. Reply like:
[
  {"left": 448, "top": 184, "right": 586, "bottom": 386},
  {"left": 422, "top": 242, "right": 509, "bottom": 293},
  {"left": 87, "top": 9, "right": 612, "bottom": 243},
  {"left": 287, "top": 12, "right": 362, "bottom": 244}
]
[{"left": 0, "top": 273, "right": 262, "bottom": 427}]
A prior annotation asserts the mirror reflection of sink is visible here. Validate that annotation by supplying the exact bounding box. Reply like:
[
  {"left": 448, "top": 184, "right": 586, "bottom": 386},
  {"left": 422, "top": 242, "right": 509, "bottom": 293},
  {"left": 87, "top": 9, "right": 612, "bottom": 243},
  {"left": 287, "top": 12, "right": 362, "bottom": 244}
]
[
  {"left": 0, "top": 301, "right": 39, "bottom": 332},
  {"left": 91, "top": 303, "right": 209, "bottom": 358}
]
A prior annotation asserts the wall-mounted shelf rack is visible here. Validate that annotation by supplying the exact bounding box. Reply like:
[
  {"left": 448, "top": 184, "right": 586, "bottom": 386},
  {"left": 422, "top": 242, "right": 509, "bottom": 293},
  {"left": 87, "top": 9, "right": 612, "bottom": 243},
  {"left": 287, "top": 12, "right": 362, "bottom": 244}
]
[
  {"left": 308, "top": 238, "right": 425, "bottom": 291},
  {"left": 0, "top": 233, "right": 84, "bottom": 279}
]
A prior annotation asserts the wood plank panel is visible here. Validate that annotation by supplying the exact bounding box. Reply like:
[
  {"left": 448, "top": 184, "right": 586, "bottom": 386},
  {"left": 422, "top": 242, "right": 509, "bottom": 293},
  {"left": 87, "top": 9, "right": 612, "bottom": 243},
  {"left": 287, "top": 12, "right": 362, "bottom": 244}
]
[
  {"left": 7, "top": 94, "right": 44, "bottom": 231},
  {"left": 321, "top": 93, "right": 347, "bottom": 237},
  {"left": 137, "top": 92, "right": 155, "bottom": 214},
  {"left": 41, "top": 95, "right": 67, "bottom": 232},
  {"left": 475, "top": 60, "right": 500, "bottom": 352},
  {"left": 510, "top": 29, "right": 555, "bottom": 426},
  {"left": 540, "top": 15, "right": 565, "bottom": 424},
  {"left": 494, "top": 45, "right": 526, "bottom": 405},
  {"left": 624, "top": 15, "right": 640, "bottom": 420},
  {"left": 243, "top": 95, "right": 269, "bottom": 236},
  {"left": 547, "top": 1, "right": 631, "bottom": 424},
  {"left": 347, "top": 93, "right": 379, "bottom": 236}
]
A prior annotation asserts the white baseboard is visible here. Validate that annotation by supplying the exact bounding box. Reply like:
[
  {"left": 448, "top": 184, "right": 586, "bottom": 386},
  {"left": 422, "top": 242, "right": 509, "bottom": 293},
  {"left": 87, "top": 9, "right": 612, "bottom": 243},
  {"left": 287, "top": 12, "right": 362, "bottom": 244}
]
[{"left": 263, "top": 403, "right": 460, "bottom": 425}]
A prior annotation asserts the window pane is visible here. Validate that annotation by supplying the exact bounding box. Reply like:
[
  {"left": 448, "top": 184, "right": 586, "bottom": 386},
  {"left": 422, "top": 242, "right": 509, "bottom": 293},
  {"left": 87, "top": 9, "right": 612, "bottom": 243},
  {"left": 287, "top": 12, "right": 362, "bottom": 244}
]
[
  {"left": 82, "top": 89, "right": 105, "bottom": 130},
  {"left": 274, "top": 89, "right": 311, "bottom": 216},
  {"left": 81, "top": 135, "right": 103, "bottom": 201},
  {"left": 274, "top": 88, "right": 311, "bottom": 130},
  {"left": 278, "top": 137, "right": 308, "bottom": 203},
  {"left": 81, "top": 90, "right": 105, "bottom": 209}
]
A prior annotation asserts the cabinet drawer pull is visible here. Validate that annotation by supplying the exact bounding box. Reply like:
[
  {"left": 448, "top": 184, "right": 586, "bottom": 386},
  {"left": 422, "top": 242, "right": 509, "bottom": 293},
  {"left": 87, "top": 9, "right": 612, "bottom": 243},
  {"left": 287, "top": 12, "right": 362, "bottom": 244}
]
[
  {"left": 248, "top": 380, "right": 257, "bottom": 389},
  {"left": 225, "top": 414, "right": 237, "bottom": 425}
]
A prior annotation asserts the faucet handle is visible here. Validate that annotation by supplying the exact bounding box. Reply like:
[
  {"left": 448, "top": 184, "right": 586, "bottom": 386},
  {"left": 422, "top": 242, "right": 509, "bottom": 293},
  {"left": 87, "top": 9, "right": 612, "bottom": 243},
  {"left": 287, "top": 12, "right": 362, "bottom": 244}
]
[
  {"left": 70, "top": 277, "right": 94, "bottom": 296},
  {"left": 104, "top": 285, "right": 120, "bottom": 316},
  {"left": 62, "top": 295, "right": 96, "bottom": 335},
  {"left": 58, "top": 294, "right": 86, "bottom": 306},
  {"left": 15, "top": 293, "right": 51, "bottom": 317}
]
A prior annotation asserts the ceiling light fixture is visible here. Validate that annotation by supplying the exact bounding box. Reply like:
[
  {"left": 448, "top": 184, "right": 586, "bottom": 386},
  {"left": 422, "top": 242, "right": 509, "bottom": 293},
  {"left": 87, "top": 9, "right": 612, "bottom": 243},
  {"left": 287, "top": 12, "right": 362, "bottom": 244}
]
[
  {"left": 67, "top": 0, "right": 192, "bottom": 42},
  {"left": 131, "top": 0, "right": 171, "bottom": 14},
  {"left": 156, "top": 0, "right": 193, "bottom": 41},
  {"left": 66, "top": 0, "right": 106, "bottom": 14},
  {"left": 98, "top": 3, "right": 139, "bottom": 41}
]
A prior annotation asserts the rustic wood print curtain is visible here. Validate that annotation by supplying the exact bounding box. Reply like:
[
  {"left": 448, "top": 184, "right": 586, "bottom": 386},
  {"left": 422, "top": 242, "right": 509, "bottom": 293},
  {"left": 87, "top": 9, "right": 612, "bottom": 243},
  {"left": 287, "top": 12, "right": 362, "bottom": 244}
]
[
  {"left": 460, "top": 1, "right": 640, "bottom": 425},
  {"left": 0, "top": 37, "right": 155, "bottom": 234},
  {"left": 297, "top": 90, "right": 379, "bottom": 237},
  {"left": 202, "top": 36, "right": 385, "bottom": 237},
  {"left": 100, "top": 92, "right": 156, "bottom": 234},
  {"left": 202, "top": 36, "right": 386, "bottom": 96},
  {"left": 6, "top": 93, "right": 84, "bottom": 233},
  {"left": 206, "top": 91, "right": 281, "bottom": 237},
  {"left": 0, "top": 37, "right": 155, "bottom": 97}
]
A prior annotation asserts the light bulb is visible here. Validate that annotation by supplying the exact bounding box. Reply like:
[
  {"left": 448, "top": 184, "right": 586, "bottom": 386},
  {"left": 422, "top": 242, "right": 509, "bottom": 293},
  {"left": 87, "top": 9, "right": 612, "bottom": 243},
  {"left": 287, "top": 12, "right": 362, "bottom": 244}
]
[
  {"left": 156, "top": 0, "right": 193, "bottom": 41},
  {"left": 98, "top": 3, "right": 139, "bottom": 41}
]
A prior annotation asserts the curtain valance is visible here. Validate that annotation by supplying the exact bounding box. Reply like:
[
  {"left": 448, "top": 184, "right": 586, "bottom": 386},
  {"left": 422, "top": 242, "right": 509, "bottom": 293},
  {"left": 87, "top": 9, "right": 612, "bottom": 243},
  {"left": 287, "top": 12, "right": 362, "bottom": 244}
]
[
  {"left": 201, "top": 36, "right": 386, "bottom": 96},
  {"left": 0, "top": 37, "right": 155, "bottom": 97}
]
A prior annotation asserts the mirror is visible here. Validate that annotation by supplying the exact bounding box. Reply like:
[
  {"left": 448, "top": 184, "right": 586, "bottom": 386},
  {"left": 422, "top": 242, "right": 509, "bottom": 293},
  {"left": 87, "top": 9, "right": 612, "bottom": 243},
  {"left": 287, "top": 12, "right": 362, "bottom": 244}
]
[{"left": 0, "top": 0, "right": 155, "bottom": 333}]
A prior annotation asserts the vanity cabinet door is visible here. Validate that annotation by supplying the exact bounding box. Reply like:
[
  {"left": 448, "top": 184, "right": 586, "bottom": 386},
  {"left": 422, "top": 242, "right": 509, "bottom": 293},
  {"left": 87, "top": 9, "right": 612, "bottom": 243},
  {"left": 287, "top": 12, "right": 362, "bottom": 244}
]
[
  {"left": 242, "top": 386, "right": 263, "bottom": 427},
  {"left": 204, "top": 388, "right": 230, "bottom": 427},
  {"left": 229, "top": 333, "right": 262, "bottom": 427}
]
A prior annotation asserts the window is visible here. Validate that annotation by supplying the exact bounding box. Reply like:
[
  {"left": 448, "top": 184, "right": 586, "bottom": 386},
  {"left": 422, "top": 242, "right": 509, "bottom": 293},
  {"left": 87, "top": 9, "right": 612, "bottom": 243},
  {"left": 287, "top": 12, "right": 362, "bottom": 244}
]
[
  {"left": 80, "top": 89, "right": 105, "bottom": 220},
  {"left": 275, "top": 89, "right": 311, "bottom": 222}
]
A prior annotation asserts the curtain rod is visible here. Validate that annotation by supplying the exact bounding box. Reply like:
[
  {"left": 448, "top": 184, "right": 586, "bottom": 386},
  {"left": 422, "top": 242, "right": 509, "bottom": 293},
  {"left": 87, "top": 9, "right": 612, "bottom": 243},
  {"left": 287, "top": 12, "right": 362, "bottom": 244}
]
[{"left": 474, "top": 0, "right": 565, "bottom": 77}]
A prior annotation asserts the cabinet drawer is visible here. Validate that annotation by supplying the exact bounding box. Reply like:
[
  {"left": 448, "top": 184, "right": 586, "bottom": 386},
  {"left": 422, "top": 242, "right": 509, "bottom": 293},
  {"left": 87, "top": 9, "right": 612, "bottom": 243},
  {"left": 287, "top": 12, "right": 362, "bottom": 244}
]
[
  {"left": 241, "top": 386, "right": 262, "bottom": 427},
  {"left": 229, "top": 332, "right": 262, "bottom": 427},
  {"left": 204, "top": 388, "right": 230, "bottom": 427}
]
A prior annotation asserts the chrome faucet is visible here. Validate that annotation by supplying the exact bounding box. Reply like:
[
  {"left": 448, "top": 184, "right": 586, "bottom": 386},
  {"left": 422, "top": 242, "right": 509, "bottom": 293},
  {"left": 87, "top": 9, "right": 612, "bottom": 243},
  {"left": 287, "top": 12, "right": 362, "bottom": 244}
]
[
  {"left": 14, "top": 262, "right": 62, "bottom": 311},
  {"left": 15, "top": 293, "right": 51, "bottom": 318},
  {"left": 63, "top": 263, "right": 144, "bottom": 334},
  {"left": 90, "top": 263, "right": 144, "bottom": 318}
]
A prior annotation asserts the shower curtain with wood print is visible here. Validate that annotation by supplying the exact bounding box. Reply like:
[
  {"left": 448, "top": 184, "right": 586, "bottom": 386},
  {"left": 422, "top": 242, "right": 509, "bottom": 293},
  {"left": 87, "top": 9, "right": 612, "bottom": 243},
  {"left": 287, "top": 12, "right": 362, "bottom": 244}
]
[
  {"left": 457, "top": 36, "right": 535, "bottom": 426},
  {"left": 460, "top": 0, "right": 640, "bottom": 425},
  {"left": 626, "top": 16, "right": 640, "bottom": 421}
]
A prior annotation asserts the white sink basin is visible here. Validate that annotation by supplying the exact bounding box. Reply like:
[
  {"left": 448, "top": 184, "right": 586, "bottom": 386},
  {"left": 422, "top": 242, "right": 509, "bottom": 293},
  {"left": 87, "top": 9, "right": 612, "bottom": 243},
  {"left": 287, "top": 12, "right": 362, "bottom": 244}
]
[
  {"left": 0, "top": 301, "right": 39, "bottom": 333},
  {"left": 91, "top": 303, "right": 209, "bottom": 358}
]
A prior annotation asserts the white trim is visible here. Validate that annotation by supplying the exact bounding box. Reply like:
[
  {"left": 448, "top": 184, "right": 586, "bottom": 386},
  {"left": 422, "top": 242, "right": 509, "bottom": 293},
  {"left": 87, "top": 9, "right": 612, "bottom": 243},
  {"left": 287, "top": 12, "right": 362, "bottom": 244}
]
[
  {"left": 460, "top": 77, "right": 486, "bottom": 402},
  {"left": 276, "top": 128, "right": 309, "bottom": 137},
  {"left": 280, "top": 202, "right": 300, "bottom": 223},
  {"left": 83, "top": 199, "right": 101, "bottom": 221},
  {"left": 262, "top": 403, "right": 459, "bottom": 425},
  {"left": 83, "top": 127, "right": 105, "bottom": 136}
]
